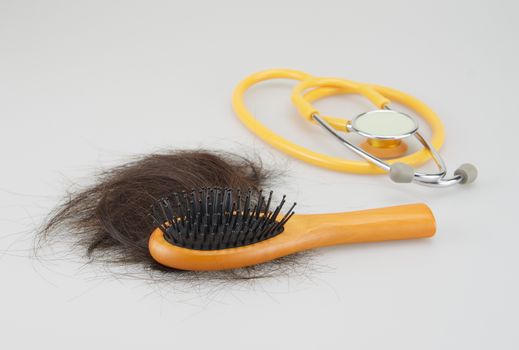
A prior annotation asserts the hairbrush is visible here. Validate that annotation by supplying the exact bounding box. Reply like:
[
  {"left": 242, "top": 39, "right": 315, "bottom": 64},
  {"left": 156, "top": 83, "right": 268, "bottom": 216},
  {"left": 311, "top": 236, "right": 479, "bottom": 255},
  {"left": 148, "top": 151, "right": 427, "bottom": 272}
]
[{"left": 148, "top": 188, "right": 435, "bottom": 271}]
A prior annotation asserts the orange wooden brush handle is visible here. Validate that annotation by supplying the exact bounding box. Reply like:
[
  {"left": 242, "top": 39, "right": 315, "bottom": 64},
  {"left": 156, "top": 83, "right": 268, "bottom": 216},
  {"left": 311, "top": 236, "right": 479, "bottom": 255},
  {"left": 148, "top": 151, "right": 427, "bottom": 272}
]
[
  {"left": 148, "top": 203, "right": 436, "bottom": 271},
  {"left": 285, "top": 203, "right": 436, "bottom": 250}
]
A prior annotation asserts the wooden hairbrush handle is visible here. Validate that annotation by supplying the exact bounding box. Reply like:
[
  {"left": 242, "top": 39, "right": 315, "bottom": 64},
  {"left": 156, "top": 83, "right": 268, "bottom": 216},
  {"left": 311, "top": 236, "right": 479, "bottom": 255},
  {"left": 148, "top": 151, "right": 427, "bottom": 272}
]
[{"left": 286, "top": 203, "right": 435, "bottom": 249}]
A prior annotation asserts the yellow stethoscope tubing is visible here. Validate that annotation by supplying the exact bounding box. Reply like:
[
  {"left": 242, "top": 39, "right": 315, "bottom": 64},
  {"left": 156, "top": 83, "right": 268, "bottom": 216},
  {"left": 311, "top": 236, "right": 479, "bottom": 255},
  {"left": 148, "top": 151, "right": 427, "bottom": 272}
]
[{"left": 231, "top": 69, "right": 445, "bottom": 175}]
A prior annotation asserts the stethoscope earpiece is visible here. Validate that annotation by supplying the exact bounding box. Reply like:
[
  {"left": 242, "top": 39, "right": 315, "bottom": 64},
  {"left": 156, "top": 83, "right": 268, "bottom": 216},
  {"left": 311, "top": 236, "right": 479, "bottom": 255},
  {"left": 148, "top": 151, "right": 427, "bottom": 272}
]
[
  {"left": 454, "top": 163, "right": 478, "bottom": 185},
  {"left": 389, "top": 162, "right": 478, "bottom": 185},
  {"left": 389, "top": 163, "right": 415, "bottom": 183}
]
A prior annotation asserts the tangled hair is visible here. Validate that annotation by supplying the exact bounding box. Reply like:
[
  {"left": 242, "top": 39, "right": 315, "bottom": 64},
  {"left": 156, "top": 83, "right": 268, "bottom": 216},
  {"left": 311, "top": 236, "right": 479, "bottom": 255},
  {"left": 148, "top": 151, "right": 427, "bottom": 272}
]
[{"left": 40, "top": 150, "right": 305, "bottom": 278}]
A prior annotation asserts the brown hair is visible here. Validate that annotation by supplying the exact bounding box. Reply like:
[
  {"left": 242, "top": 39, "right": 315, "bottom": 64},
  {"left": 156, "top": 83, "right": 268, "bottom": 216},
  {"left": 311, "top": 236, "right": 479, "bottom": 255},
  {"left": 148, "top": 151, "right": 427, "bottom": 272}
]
[{"left": 40, "top": 150, "right": 304, "bottom": 278}]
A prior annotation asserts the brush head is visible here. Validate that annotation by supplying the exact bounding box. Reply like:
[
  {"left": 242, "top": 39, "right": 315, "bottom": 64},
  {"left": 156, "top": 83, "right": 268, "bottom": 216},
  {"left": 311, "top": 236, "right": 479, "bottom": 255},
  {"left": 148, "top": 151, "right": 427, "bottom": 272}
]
[{"left": 150, "top": 188, "right": 296, "bottom": 251}]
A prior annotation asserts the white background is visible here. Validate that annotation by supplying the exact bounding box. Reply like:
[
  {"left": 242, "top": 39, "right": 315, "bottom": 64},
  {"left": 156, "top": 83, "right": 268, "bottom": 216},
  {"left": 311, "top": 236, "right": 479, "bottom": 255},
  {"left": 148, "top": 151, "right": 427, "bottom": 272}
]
[{"left": 1, "top": 1, "right": 518, "bottom": 349}]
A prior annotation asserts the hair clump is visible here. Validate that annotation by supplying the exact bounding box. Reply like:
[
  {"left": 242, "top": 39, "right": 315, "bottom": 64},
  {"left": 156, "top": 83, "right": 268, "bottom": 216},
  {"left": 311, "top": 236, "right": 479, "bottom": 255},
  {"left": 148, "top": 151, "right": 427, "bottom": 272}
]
[{"left": 41, "top": 150, "right": 279, "bottom": 271}]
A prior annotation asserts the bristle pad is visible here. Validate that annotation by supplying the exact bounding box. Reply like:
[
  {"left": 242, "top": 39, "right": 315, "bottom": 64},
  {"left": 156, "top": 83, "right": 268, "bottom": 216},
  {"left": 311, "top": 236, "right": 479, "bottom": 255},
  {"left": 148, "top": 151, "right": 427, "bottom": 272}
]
[{"left": 150, "top": 188, "right": 296, "bottom": 250}]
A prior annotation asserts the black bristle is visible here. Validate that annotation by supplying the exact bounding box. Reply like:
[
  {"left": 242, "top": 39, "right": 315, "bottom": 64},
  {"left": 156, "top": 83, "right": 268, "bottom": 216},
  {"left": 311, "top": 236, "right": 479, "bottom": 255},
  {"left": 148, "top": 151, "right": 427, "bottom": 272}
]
[{"left": 150, "top": 188, "right": 296, "bottom": 250}]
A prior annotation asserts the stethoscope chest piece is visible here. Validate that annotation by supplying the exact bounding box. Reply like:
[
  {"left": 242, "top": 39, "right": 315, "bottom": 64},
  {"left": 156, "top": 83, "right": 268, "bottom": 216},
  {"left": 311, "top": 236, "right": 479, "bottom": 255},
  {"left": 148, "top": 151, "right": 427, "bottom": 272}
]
[
  {"left": 349, "top": 109, "right": 418, "bottom": 140},
  {"left": 350, "top": 109, "right": 417, "bottom": 160}
]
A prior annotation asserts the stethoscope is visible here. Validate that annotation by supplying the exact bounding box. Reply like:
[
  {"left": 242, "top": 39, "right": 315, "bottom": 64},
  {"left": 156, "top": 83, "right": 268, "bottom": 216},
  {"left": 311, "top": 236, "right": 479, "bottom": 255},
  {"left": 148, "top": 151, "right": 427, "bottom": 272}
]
[{"left": 232, "top": 69, "right": 477, "bottom": 187}]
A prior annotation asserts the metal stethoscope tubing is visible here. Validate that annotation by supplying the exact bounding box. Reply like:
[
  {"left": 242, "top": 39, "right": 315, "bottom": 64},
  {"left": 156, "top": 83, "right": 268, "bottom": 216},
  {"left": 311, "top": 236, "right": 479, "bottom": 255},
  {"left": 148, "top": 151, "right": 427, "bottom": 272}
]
[{"left": 312, "top": 111, "right": 474, "bottom": 187}]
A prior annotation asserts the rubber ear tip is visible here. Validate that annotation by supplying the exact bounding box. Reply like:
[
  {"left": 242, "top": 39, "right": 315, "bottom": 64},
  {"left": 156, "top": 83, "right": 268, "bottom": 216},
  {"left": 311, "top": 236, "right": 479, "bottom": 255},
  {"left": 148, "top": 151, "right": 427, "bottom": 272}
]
[
  {"left": 389, "top": 162, "right": 415, "bottom": 183},
  {"left": 454, "top": 163, "right": 478, "bottom": 184}
]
